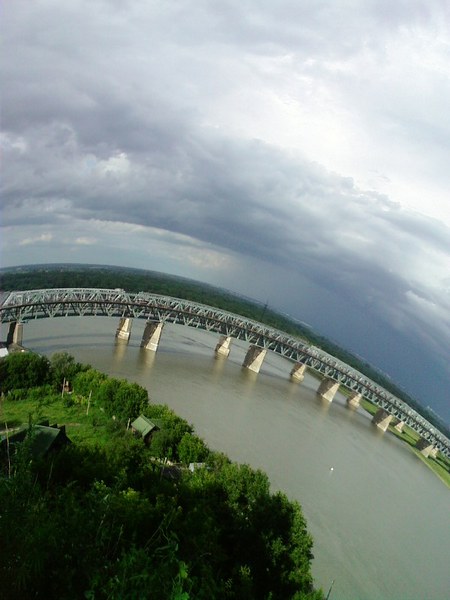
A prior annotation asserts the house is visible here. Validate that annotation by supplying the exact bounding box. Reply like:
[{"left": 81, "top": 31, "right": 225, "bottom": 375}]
[
  {"left": 130, "top": 415, "right": 160, "bottom": 444},
  {"left": 1, "top": 420, "right": 71, "bottom": 462}
]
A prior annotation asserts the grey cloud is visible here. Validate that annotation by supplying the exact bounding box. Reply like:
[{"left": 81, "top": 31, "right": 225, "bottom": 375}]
[
  {"left": 3, "top": 111, "right": 449, "bottom": 280},
  {"left": 136, "top": 0, "right": 445, "bottom": 56},
  {"left": 2, "top": 0, "right": 450, "bottom": 420},
  {"left": 4, "top": 114, "right": 448, "bottom": 340},
  {"left": 384, "top": 210, "right": 450, "bottom": 255}
]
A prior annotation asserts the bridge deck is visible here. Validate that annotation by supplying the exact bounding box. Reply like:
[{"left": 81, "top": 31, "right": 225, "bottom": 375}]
[{"left": 1, "top": 288, "right": 449, "bottom": 457}]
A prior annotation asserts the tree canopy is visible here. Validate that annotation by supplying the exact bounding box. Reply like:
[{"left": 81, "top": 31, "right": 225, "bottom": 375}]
[{"left": 0, "top": 352, "right": 323, "bottom": 599}]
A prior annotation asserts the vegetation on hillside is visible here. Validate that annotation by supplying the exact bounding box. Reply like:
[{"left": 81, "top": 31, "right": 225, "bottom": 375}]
[
  {"left": 1, "top": 263, "right": 448, "bottom": 437},
  {"left": 0, "top": 351, "right": 323, "bottom": 600}
]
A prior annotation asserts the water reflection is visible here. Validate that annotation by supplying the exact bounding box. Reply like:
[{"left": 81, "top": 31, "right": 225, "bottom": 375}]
[
  {"left": 112, "top": 338, "right": 129, "bottom": 363},
  {"left": 211, "top": 353, "right": 227, "bottom": 380},
  {"left": 137, "top": 347, "right": 156, "bottom": 373},
  {"left": 316, "top": 393, "right": 332, "bottom": 414}
]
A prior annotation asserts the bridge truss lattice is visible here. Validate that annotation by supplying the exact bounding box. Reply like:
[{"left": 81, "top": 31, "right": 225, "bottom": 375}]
[{"left": 1, "top": 288, "right": 449, "bottom": 457}]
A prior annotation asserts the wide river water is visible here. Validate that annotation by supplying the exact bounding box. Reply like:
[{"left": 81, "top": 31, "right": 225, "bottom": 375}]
[{"left": 18, "top": 316, "right": 450, "bottom": 600}]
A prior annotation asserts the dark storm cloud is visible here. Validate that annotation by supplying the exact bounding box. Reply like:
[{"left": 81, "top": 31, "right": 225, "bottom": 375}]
[
  {"left": 2, "top": 101, "right": 447, "bottom": 300},
  {"left": 2, "top": 0, "right": 450, "bottom": 418},
  {"left": 4, "top": 112, "right": 447, "bottom": 329}
]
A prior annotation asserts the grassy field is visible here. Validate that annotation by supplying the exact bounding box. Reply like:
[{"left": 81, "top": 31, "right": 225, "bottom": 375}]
[{"left": 0, "top": 390, "right": 114, "bottom": 447}]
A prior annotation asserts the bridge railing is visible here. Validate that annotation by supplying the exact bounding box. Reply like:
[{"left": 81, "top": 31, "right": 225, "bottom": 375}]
[{"left": 1, "top": 288, "right": 449, "bottom": 455}]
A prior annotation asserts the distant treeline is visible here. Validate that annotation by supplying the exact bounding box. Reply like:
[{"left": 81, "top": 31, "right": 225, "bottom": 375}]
[{"left": 1, "top": 264, "right": 449, "bottom": 438}]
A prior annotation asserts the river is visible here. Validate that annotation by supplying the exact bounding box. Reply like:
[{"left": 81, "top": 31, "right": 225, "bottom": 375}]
[{"left": 19, "top": 316, "right": 450, "bottom": 600}]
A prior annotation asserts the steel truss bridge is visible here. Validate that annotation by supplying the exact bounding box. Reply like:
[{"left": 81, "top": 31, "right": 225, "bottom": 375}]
[{"left": 1, "top": 287, "right": 449, "bottom": 457}]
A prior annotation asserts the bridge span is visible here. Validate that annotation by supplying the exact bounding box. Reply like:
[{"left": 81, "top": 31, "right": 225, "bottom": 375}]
[{"left": 1, "top": 287, "right": 449, "bottom": 458}]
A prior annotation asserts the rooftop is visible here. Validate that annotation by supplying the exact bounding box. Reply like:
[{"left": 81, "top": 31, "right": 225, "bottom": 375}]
[{"left": 131, "top": 415, "right": 159, "bottom": 438}]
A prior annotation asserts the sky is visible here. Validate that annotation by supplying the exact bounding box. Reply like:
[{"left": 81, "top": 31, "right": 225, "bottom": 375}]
[{"left": 1, "top": 1, "right": 450, "bottom": 422}]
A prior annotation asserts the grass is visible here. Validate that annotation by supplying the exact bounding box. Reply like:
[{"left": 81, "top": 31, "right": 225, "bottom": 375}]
[
  {"left": 0, "top": 391, "right": 112, "bottom": 447},
  {"left": 412, "top": 449, "right": 450, "bottom": 488},
  {"left": 359, "top": 398, "right": 379, "bottom": 416},
  {"left": 358, "top": 398, "right": 450, "bottom": 489}
]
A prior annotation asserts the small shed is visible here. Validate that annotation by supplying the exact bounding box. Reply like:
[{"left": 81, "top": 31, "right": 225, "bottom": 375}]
[
  {"left": 1, "top": 422, "right": 71, "bottom": 461},
  {"left": 131, "top": 415, "right": 160, "bottom": 444}
]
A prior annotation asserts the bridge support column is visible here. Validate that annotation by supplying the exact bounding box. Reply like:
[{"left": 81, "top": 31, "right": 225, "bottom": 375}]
[
  {"left": 215, "top": 335, "right": 232, "bottom": 357},
  {"left": 7, "top": 322, "right": 24, "bottom": 346},
  {"left": 429, "top": 447, "right": 438, "bottom": 459},
  {"left": 290, "top": 363, "right": 307, "bottom": 382},
  {"left": 242, "top": 345, "right": 267, "bottom": 373},
  {"left": 347, "top": 392, "right": 361, "bottom": 409},
  {"left": 372, "top": 409, "right": 393, "bottom": 432},
  {"left": 394, "top": 420, "right": 405, "bottom": 433},
  {"left": 317, "top": 379, "right": 340, "bottom": 402},
  {"left": 141, "top": 321, "right": 164, "bottom": 351},
  {"left": 116, "top": 317, "right": 132, "bottom": 341},
  {"left": 415, "top": 438, "right": 434, "bottom": 458}
]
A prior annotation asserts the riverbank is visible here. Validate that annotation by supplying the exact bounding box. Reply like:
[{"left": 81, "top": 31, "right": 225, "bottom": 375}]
[
  {"left": 3, "top": 321, "right": 450, "bottom": 600},
  {"left": 359, "top": 398, "right": 450, "bottom": 488},
  {"left": 0, "top": 352, "right": 324, "bottom": 599}
]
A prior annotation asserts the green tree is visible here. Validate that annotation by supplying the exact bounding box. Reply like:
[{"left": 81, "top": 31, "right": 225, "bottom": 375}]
[
  {"left": 178, "top": 432, "right": 209, "bottom": 465},
  {"left": 73, "top": 367, "right": 107, "bottom": 397},
  {"left": 114, "top": 380, "right": 148, "bottom": 422},
  {"left": 0, "top": 357, "right": 323, "bottom": 600},
  {"left": 50, "top": 351, "right": 86, "bottom": 390},
  {"left": 0, "top": 352, "right": 50, "bottom": 393}
]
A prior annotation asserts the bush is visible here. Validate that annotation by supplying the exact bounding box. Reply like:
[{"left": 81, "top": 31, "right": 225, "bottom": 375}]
[
  {"left": 178, "top": 432, "right": 209, "bottom": 465},
  {"left": 50, "top": 352, "right": 87, "bottom": 390},
  {"left": 0, "top": 353, "right": 50, "bottom": 392},
  {"left": 97, "top": 379, "right": 148, "bottom": 423}
]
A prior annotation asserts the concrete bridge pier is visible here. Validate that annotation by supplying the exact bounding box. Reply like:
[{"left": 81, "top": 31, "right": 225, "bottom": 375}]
[
  {"left": 372, "top": 409, "right": 393, "bottom": 432},
  {"left": 394, "top": 420, "right": 405, "bottom": 433},
  {"left": 141, "top": 321, "right": 164, "bottom": 351},
  {"left": 7, "top": 322, "right": 24, "bottom": 346},
  {"left": 242, "top": 345, "right": 267, "bottom": 373},
  {"left": 290, "top": 363, "right": 307, "bottom": 382},
  {"left": 415, "top": 438, "right": 434, "bottom": 458},
  {"left": 215, "top": 335, "right": 232, "bottom": 357},
  {"left": 317, "top": 378, "right": 340, "bottom": 402},
  {"left": 347, "top": 392, "right": 361, "bottom": 409},
  {"left": 429, "top": 447, "right": 439, "bottom": 459},
  {"left": 116, "top": 317, "right": 132, "bottom": 341}
]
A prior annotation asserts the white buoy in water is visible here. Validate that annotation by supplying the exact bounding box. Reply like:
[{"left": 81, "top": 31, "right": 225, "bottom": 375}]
[{"left": 330, "top": 467, "right": 334, "bottom": 471}]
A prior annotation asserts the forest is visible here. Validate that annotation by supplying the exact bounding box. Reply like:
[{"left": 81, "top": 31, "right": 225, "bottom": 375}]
[
  {"left": 1, "top": 263, "right": 449, "bottom": 438},
  {"left": 0, "top": 351, "right": 324, "bottom": 600}
]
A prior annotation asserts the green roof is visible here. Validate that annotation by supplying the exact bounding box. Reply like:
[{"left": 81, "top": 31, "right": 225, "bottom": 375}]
[
  {"left": 1, "top": 423, "right": 70, "bottom": 459},
  {"left": 29, "top": 426, "right": 62, "bottom": 457},
  {"left": 131, "top": 415, "right": 159, "bottom": 438}
]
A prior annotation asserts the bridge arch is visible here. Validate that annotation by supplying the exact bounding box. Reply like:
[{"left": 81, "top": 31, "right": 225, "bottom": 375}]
[{"left": 1, "top": 288, "right": 449, "bottom": 457}]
